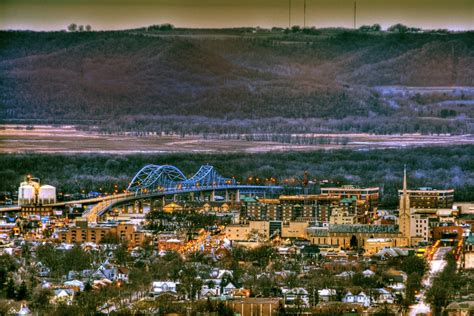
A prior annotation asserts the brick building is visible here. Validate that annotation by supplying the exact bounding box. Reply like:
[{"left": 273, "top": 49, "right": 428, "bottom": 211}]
[{"left": 57, "top": 221, "right": 148, "bottom": 246}]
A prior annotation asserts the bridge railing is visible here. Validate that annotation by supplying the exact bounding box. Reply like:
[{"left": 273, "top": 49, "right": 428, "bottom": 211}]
[{"left": 130, "top": 183, "right": 240, "bottom": 197}]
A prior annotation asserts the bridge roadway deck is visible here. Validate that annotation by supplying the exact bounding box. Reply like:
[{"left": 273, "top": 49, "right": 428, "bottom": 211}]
[
  {"left": 92, "top": 185, "right": 282, "bottom": 218},
  {"left": 0, "top": 184, "right": 282, "bottom": 217}
]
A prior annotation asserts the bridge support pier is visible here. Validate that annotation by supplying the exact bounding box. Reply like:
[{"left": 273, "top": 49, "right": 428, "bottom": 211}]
[
  {"left": 210, "top": 190, "right": 215, "bottom": 202},
  {"left": 189, "top": 192, "right": 195, "bottom": 202},
  {"left": 235, "top": 189, "right": 240, "bottom": 203},
  {"left": 133, "top": 201, "right": 143, "bottom": 213},
  {"left": 225, "top": 190, "right": 229, "bottom": 202},
  {"left": 173, "top": 194, "right": 177, "bottom": 202},
  {"left": 200, "top": 192, "right": 205, "bottom": 202},
  {"left": 162, "top": 196, "right": 166, "bottom": 206},
  {"left": 150, "top": 199, "right": 159, "bottom": 211}
]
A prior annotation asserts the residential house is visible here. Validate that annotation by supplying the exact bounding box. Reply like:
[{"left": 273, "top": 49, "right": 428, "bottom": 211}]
[
  {"left": 92, "top": 264, "right": 117, "bottom": 281},
  {"left": 374, "top": 247, "right": 408, "bottom": 260},
  {"left": 151, "top": 281, "right": 178, "bottom": 297},
  {"left": 318, "top": 288, "right": 336, "bottom": 302},
  {"left": 445, "top": 301, "right": 474, "bottom": 316},
  {"left": 117, "top": 267, "right": 129, "bottom": 283},
  {"left": 372, "top": 288, "right": 395, "bottom": 304},
  {"left": 385, "top": 269, "right": 407, "bottom": 293},
  {"left": 342, "top": 291, "right": 371, "bottom": 307},
  {"left": 336, "top": 271, "right": 355, "bottom": 278},
  {"left": 36, "top": 264, "right": 51, "bottom": 277},
  {"left": 362, "top": 269, "right": 375, "bottom": 278},
  {"left": 63, "top": 280, "right": 84, "bottom": 292},
  {"left": 51, "top": 289, "right": 75, "bottom": 305},
  {"left": 93, "top": 279, "right": 113, "bottom": 289},
  {"left": 200, "top": 279, "right": 237, "bottom": 297},
  {"left": 282, "top": 288, "right": 310, "bottom": 307}
]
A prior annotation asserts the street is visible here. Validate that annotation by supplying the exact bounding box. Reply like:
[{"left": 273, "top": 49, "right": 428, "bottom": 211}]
[{"left": 409, "top": 247, "right": 453, "bottom": 316}]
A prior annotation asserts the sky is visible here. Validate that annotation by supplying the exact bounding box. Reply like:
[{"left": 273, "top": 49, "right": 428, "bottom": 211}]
[{"left": 1, "top": 0, "right": 473, "bottom": 31}]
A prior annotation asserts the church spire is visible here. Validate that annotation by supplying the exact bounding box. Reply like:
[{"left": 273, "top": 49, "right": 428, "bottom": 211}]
[
  {"left": 399, "top": 164, "right": 411, "bottom": 246},
  {"left": 403, "top": 164, "right": 407, "bottom": 193}
]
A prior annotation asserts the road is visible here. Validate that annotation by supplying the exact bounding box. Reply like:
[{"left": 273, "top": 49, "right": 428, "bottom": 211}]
[
  {"left": 409, "top": 247, "right": 453, "bottom": 316},
  {"left": 99, "top": 290, "right": 147, "bottom": 314}
]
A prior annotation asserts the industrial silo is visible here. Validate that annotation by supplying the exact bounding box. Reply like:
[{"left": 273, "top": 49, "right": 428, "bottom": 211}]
[
  {"left": 18, "top": 182, "right": 36, "bottom": 206},
  {"left": 38, "top": 185, "right": 57, "bottom": 205}
]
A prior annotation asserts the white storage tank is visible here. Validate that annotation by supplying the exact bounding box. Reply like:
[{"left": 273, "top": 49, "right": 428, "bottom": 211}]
[
  {"left": 18, "top": 183, "right": 36, "bottom": 206},
  {"left": 38, "top": 185, "right": 56, "bottom": 205}
]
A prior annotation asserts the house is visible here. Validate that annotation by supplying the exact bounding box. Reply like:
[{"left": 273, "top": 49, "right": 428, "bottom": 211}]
[
  {"left": 209, "top": 268, "right": 233, "bottom": 280},
  {"left": 63, "top": 280, "right": 84, "bottom": 292},
  {"left": 222, "top": 282, "right": 237, "bottom": 295},
  {"left": 200, "top": 268, "right": 236, "bottom": 297},
  {"left": 51, "top": 289, "right": 75, "bottom": 305},
  {"left": 385, "top": 269, "right": 407, "bottom": 292},
  {"left": 151, "top": 281, "right": 178, "bottom": 297},
  {"left": 67, "top": 269, "right": 93, "bottom": 280},
  {"left": 318, "top": 288, "right": 336, "bottom": 302},
  {"left": 17, "top": 305, "right": 31, "bottom": 316},
  {"left": 362, "top": 269, "right": 375, "bottom": 277},
  {"left": 372, "top": 288, "right": 395, "bottom": 304},
  {"left": 228, "top": 288, "right": 250, "bottom": 299},
  {"left": 342, "top": 291, "right": 371, "bottom": 307},
  {"left": 117, "top": 267, "right": 129, "bottom": 283},
  {"left": 374, "top": 247, "right": 408, "bottom": 260},
  {"left": 92, "top": 264, "right": 117, "bottom": 281},
  {"left": 282, "top": 288, "right": 310, "bottom": 307},
  {"left": 36, "top": 262, "right": 51, "bottom": 277},
  {"left": 93, "top": 278, "right": 113, "bottom": 289},
  {"left": 200, "top": 279, "right": 236, "bottom": 297},
  {"left": 335, "top": 271, "right": 355, "bottom": 278},
  {"left": 130, "top": 246, "right": 144, "bottom": 258},
  {"left": 200, "top": 285, "right": 220, "bottom": 297},
  {"left": 445, "top": 301, "right": 474, "bottom": 316}
]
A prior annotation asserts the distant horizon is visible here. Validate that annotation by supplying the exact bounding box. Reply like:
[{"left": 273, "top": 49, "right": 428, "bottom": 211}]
[
  {"left": 1, "top": 24, "right": 473, "bottom": 33},
  {"left": 1, "top": 0, "right": 472, "bottom": 32}
]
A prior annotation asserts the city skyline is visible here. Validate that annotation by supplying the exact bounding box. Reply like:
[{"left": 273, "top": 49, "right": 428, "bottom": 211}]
[{"left": 1, "top": 0, "right": 473, "bottom": 31}]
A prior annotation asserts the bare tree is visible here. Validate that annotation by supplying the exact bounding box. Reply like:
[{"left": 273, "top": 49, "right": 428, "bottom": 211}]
[{"left": 67, "top": 23, "right": 77, "bottom": 32}]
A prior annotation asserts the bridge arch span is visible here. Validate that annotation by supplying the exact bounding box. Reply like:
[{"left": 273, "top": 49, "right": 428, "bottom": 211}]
[
  {"left": 127, "top": 165, "right": 187, "bottom": 192},
  {"left": 127, "top": 164, "right": 236, "bottom": 193}
]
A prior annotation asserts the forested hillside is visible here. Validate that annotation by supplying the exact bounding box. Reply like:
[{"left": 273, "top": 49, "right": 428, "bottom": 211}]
[
  {"left": 0, "top": 145, "right": 473, "bottom": 207},
  {"left": 1, "top": 28, "right": 473, "bottom": 134}
]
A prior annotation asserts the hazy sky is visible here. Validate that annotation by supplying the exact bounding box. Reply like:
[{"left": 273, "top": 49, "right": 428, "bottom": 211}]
[{"left": 1, "top": 0, "right": 473, "bottom": 31}]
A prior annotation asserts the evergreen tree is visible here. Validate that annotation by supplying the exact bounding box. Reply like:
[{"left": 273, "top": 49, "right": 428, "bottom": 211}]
[
  {"left": 17, "top": 281, "right": 28, "bottom": 300},
  {"left": 6, "top": 278, "right": 15, "bottom": 299}
]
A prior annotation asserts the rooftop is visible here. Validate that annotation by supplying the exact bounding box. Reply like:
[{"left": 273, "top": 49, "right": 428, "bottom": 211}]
[{"left": 329, "top": 224, "right": 399, "bottom": 234}]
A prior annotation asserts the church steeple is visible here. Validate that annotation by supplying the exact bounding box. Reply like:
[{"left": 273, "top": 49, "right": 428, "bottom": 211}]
[
  {"left": 399, "top": 165, "right": 411, "bottom": 246},
  {"left": 403, "top": 164, "right": 407, "bottom": 194}
]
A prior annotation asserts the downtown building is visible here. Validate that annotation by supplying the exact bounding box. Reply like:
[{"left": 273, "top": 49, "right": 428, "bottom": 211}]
[
  {"left": 397, "top": 187, "right": 454, "bottom": 209},
  {"left": 240, "top": 188, "right": 379, "bottom": 225},
  {"left": 57, "top": 220, "right": 149, "bottom": 246}
]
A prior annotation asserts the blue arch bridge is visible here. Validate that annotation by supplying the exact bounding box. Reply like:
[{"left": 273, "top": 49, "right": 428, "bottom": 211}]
[{"left": 83, "top": 164, "right": 282, "bottom": 221}]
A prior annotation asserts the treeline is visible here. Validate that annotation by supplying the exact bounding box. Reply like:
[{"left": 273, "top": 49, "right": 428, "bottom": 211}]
[
  {"left": 93, "top": 115, "right": 473, "bottom": 136},
  {"left": 0, "top": 145, "right": 472, "bottom": 207},
  {"left": 209, "top": 133, "right": 349, "bottom": 145}
]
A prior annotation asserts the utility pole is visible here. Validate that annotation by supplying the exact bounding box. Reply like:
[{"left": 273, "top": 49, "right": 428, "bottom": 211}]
[
  {"left": 289, "top": 0, "right": 292, "bottom": 28},
  {"left": 353, "top": 0, "right": 357, "bottom": 29},
  {"left": 304, "top": 0, "right": 307, "bottom": 29}
]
